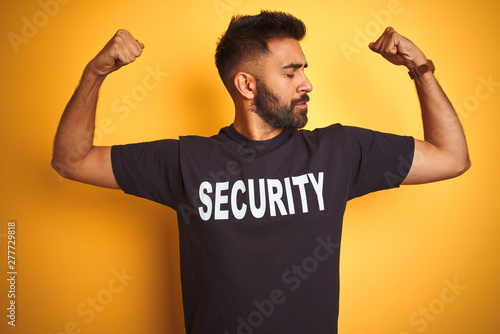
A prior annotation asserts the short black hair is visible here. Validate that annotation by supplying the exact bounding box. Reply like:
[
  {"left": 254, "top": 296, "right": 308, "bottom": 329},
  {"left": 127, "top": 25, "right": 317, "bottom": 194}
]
[{"left": 215, "top": 10, "right": 306, "bottom": 88}]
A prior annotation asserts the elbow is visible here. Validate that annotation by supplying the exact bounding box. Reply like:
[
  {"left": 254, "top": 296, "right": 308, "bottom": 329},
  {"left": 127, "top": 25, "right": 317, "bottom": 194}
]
[
  {"left": 51, "top": 157, "right": 73, "bottom": 179},
  {"left": 51, "top": 145, "right": 81, "bottom": 179},
  {"left": 465, "top": 156, "right": 472, "bottom": 172},
  {"left": 463, "top": 157, "right": 472, "bottom": 174},
  {"left": 452, "top": 156, "right": 471, "bottom": 178},
  {"left": 51, "top": 144, "right": 92, "bottom": 180},
  {"left": 51, "top": 158, "right": 65, "bottom": 177}
]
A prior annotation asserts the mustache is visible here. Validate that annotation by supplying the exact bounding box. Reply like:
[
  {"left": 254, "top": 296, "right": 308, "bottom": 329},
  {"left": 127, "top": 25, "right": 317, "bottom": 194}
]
[{"left": 291, "top": 94, "right": 310, "bottom": 106}]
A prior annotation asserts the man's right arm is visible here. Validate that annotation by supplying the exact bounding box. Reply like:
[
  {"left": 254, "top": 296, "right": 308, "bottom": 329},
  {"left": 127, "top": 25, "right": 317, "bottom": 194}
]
[{"left": 51, "top": 30, "right": 144, "bottom": 189}]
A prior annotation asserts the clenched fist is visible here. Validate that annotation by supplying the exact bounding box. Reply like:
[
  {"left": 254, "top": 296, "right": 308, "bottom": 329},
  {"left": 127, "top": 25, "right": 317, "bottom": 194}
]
[
  {"left": 369, "top": 27, "right": 427, "bottom": 69},
  {"left": 88, "top": 29, "right": 144, "bottom": 77}
]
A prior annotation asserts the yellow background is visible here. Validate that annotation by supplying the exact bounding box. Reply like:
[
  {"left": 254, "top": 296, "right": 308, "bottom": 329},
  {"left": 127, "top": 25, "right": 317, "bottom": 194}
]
[{"left": 1, "top": 0, "right": 499, "bottom": 333}]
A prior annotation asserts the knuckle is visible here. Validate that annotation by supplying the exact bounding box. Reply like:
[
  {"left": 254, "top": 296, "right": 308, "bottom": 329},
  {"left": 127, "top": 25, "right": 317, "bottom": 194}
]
[
  {"left": 112, "top": 35, "right": 124, "bottom": 46},
  {"left": 110, "top": 43, "right": 121, "bottom": 53}
]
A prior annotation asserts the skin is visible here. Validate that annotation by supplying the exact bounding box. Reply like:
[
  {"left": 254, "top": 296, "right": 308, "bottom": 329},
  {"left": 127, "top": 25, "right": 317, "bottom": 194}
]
[
  {"left": 231, "top": 38, "right": 312, "bottom": 139},
  {"left": 51, "top": 29, "right": 143, "bottom": 189},
  {"left": 369, "top": 27, "right": 471, "bottom": 184},
  {"left": 51, "top": 27, "right": 470, "bottom": 188}
]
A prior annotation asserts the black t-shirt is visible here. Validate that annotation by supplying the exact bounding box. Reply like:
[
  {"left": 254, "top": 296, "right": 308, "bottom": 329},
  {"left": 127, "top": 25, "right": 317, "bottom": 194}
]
[{"left": 111, "top": 124, "right": 414, "bottom": 334}]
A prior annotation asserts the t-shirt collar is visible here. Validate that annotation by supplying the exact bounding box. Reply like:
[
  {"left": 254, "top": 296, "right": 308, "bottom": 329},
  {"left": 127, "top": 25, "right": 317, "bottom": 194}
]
[{"left": 221, "top": 124, "right": 294, "bottom": 154}]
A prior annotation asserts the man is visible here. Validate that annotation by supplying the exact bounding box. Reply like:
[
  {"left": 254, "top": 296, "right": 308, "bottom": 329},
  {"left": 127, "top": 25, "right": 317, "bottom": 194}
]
[{"left": 52, "top": 10, "right": 470, "bottom": 334}]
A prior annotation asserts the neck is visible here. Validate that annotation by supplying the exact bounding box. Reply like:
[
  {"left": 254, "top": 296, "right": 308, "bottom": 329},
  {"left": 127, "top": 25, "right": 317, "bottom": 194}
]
[{"left": 233, "top": 104, "right": 283, "bottom": 141}]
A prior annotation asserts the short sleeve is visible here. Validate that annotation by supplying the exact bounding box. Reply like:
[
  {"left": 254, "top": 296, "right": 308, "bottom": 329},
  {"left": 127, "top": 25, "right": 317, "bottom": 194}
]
[
  {"left": 111, "top": 139, "right": 180, "bottom": 208},
  {"left": 344, "top": 126, "right": 414, "bottom": 200}
]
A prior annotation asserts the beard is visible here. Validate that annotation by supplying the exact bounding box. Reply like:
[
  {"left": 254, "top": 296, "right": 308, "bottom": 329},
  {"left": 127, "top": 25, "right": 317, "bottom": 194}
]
[{"left": 252, "top": 81, "right": 309, "bottom": 129}]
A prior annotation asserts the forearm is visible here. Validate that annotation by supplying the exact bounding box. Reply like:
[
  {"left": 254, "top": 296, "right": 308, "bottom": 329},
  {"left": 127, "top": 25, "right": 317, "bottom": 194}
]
[
  {"left": 51, "top": 30, "right": 143, "bottom": 187},
  {"left": 369, "top": 27, "right": 471, "bottom": 184},
  {"left": 51, "top": 65, "right": 105, "bottom": 175},
  {"left": 414, "top": 70, "right": 471, "bottom": 173}
]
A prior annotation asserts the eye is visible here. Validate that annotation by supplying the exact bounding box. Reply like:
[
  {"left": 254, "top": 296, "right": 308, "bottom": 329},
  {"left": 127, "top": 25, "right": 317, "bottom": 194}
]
[{"left": 285, "top": 74, "right": 295, "bottom": 78}]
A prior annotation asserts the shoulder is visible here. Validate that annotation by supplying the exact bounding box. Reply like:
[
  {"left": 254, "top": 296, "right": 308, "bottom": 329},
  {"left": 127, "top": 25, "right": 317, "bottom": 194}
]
[
  {"left": 112, "top": 139, "right": 180, "bottom": 157},
  {"left": 293, "top": 123, "right": 352, "bottom": 144},
  {"left": 180, "top": 125, "right": 233, "bottom": 144},
  {"left": 297, "top": 123, "right": 351, "bottom": 137}
]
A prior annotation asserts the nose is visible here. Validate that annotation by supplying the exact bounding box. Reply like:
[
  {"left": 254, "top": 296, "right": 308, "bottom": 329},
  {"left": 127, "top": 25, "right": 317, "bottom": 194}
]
[{"left": 298, "top": 72, "right": 313, "bottom": 93}]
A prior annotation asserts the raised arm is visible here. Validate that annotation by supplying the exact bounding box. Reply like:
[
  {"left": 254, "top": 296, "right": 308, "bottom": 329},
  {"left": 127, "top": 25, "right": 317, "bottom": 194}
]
[
  {"left": 51, "top": 30, "right": 144, "bottom": 188},
  {"left": 369, "top": 27, "right": 471, "bottom": 184}
]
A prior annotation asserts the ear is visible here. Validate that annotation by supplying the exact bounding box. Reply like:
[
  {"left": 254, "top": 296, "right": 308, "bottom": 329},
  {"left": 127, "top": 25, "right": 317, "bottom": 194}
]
[{"left": 233, "top": 72, "right": 257, "bottom": 100}]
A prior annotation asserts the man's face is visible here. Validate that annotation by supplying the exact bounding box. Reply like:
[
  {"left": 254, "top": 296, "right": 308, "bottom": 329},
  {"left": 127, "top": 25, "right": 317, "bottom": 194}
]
[{"left": 251, "top": 38, "right": 313, "bottom": 129}]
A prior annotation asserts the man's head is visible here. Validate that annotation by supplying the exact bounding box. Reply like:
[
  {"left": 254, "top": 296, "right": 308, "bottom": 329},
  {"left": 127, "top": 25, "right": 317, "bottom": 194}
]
[{"left": 215, "top": 11, "right": 312, "bottom": 130}]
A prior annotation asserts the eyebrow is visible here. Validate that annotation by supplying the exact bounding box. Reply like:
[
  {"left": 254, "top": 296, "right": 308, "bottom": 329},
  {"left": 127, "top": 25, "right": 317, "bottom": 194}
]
[{"left": 282, "top": 62, "right": 308, "bottom": 69}]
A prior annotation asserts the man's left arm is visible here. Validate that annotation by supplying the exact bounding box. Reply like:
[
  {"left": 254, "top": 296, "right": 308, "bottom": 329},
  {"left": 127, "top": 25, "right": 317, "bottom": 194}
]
[{"left": 369, "top": 27, "right": 471, "bottom": 184}]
